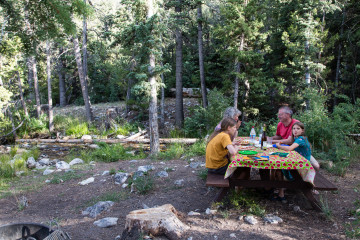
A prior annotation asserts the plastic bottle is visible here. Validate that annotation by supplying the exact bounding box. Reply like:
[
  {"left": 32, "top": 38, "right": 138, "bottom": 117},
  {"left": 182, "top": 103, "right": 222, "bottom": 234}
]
[
  {"left": 259, "top": 126, "right": 263, "bottom": 145},
  {"left": 250, "top": 126, "right": 256, "bottom": 144}
]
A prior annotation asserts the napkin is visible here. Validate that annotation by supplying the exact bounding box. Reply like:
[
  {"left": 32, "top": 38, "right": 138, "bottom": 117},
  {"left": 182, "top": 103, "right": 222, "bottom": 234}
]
[{"left": 270, "top": 152, "right": 289, "bottom": 157}]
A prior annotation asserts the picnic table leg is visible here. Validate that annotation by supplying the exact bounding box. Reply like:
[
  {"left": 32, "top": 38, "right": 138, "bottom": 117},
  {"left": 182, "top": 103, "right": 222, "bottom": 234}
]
[
  {"left": 302, "top": 188, "right": 322, "bottom": 211},
  {"left": 214, "top": 187, "right": 229, "bottom": 202}
]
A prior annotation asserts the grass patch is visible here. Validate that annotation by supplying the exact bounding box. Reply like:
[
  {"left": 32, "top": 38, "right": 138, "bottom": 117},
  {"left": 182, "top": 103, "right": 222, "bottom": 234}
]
[
  {"left": 345, "top": 200, "right": 360, "bottom": 239},
  {"left": 184, "top": 140, "right": 206, "bottom": 158},
  {"left": 132, "top": 175, "right": 154, "bottom": 194},
  {"left": 227, "top": 190, "right": 266, "bottom": 217},
  {"left": 82, "top": 191, "right": 129, "bottom": 208},
  {"left": 319, "top": 194, "right": 333, "bottom": 220},
  {"left": 197, "top": 169, "right": 208, "bottom": 181},
  {"left": 155, "top": 143, "right": 184, "bottom": 161},
  {"left": 50, "top": 171, "right": 87, "bottom": 184}
]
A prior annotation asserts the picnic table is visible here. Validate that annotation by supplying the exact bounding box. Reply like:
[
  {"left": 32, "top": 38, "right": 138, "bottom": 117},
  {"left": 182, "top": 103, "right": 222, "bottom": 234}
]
[{"left": 206, "top": 137, "right": 337, "bottom": 211}]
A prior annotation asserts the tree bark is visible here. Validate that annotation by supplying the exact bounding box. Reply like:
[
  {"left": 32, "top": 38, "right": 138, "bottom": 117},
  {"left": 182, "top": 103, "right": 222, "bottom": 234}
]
[
  {"left": 58, "top": 47, "right": 67, "bottom": 107},
  {"left": 46, "top": 41, "right": 54, "bottom": 132},
  {"left": 175, "top": 0, "right": 184, "bottom": 128},
  {"left": 236, "top": 33, "right": 245, "bottom": 111},
  {"left": 26, "top": 57, "right": 35, "bottom": 101},
  {"left": 83, "top": 0, "right": 89, "bottom": 89},
  {"left": 73, "top": 36, "right": 93, "bottom": 122},
  {"left": 16, "top": 71, "right": 29, "bottom": 117},
  {"left": 126, "top": 56, "right": 135, "bottom": 116},
  {"left": 147, "top": 0, "right": 160, "bottom": 154},
  {"left": 160, "top": 62, "right": 165, "bottom": 126},
  {"left": 334, "top": 10, "right": 345, "bottom": 107},
  {"left": 197, "top": 3, "right": 207, "bottom": 108},
  {"left": 32, "top": 56, "right": 41, "bottom": 118}
]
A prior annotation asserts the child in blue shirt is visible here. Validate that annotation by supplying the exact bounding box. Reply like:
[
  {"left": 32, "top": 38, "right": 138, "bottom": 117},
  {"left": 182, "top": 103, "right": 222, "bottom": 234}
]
[{"left": 274, "top": 122, "right": 312, "bottom": 201}]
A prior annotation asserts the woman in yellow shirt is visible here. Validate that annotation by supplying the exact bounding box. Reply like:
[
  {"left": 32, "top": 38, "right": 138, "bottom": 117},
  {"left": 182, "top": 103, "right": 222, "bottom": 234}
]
[{"left": 206, "top": 118, "right": 247, "bottom": 177}]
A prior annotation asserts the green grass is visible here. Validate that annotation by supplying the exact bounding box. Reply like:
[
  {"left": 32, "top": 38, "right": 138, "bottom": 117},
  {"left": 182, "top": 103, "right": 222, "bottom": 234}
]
[
  {"left": 155, "top": 143, "right": 184, "bottom": 161},
  {"left": 345, "top": 200, "right": 360, "bottom": 239},
  {"left": 49, "top": 171, "right": 87, "bottom": 184},
  {"left": 81, "top": 191, "right": 129, "bottom": 208},
  {"left": 197, "top": 169, "right": 208, "bottom": 181},
  {"left": 319, "top": 194, "right": 333, "bottom": 220},
  {"left": 227, "top": 190, "right": 266, "bottom": 217},
  {"left": 184, "top": 140, "right": 206, "bottom": 158},
  {"left": 132, "top": 175, "right": 154, "bottom": 194}
]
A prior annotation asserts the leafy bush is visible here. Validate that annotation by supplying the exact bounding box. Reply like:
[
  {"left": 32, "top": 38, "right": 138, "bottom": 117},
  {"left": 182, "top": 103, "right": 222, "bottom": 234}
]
[
  {"left": 155, "top": 143, "right": 184, "bottom": 160},
  {"left": 184, "top": 140, "right": 206, "bottom": 158},
  {"left": 18, "top": 115, "right": 49, "bottom": 137},
  {"left": 133, "top": 175, "right": 154, "bottom": 194},
  {"left": 89, "top": 143, "right": 145, "bottom": 162},
  {"left": 0, "top": 155, "right": 15, "bottom": 178},
  {"left": 66, "top": 120, "right": 89, "bottom": 138},
  {"left": 184, "top": 89, "right": 231, "bottom": 138},
  {"left": 228, "top": 190, "right": 266, "bottom": 216}
]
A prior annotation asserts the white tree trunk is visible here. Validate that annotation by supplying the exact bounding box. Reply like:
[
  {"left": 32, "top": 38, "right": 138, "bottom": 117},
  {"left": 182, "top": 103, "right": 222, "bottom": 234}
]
[{"left": 46, "top": 41, "right": 54, "bottom": 132}]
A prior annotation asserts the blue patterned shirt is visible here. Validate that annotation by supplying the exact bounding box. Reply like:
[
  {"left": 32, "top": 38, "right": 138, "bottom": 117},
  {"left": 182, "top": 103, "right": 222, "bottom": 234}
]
[{"left": 294, "top": 136, "right": 311, "bottom": 161}]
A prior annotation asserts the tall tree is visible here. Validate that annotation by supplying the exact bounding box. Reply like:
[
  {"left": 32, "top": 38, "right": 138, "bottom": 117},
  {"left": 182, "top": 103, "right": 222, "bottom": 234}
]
[
  {"left": 16, "top": 71, "right": 28, "bottom": 117},
  {"left": 46, "top": 41, "right": 54, "bottom": 132},
  {"left": 147, "top": 0, "right": 160, "bottom": 154},
  {"left": 197, "top": 1, "right": 208, "bottom": 108},
  {"left": 73, "top": 36, "right": 93, "bottom": 122},
  {"left": 175, "top": 0, "right": 184, "bottom": 128},
  {"left": 57, "top": 47, "right": 67, "bottom": 107}
]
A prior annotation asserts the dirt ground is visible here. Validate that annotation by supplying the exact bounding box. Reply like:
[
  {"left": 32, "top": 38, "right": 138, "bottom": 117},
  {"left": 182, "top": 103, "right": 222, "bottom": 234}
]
[
  {"left": 0, "top": 99, "right": 359, "bottom": 239},
  {"left": 0, "top": 154, "right": 359, "bottom": 240}
]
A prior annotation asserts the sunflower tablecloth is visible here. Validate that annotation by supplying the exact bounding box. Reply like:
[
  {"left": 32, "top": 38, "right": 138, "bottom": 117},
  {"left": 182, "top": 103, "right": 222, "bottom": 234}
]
[{"left": 224, "top": 137, "right": 316, "bottom": 185}]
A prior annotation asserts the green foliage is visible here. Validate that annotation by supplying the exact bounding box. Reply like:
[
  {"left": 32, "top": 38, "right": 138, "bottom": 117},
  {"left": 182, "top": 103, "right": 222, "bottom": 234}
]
[
  {"left": 319, "top": 194, "right": 333, "bottom": 220},
  {"left": 50, "top": 171, "right": 86, "bottom": 184},
  {"left": 184, "top": 140, "right": 206, "bottom": 158},
  {"left": 20, "top": 148, "right": 40, "bottom": 161},
  {"left": 18, "top": 115, "right": 49, "bottom": 137},
  {"left": 133, "top": 175, "right": 154, "bottom": 195},
  {"left": 184, "top": 89, "right": 231, "bottom": 138},
  {"left": 89, "top": 143, "right": 145, "bottom": 162},
  {"left": 83, "top": 191, "right": 129, "bottom": 208},
  {"left": 66, "top": 120, "right": 89, "bottom": 138},
  {"left": 0, "top": 155, "right": 15, "bottom": 178},
  {"left": 345, "top": 200, "right": 360, "bottom": 239},
  {"left": 228, "top": 190, "right": 266, "bottom": 217},
  {"left": 155, "top": 143, "right": 184, "bottom": 161},
  {"left": 197, "top": 169, "right": 208, "bottom": 181}
]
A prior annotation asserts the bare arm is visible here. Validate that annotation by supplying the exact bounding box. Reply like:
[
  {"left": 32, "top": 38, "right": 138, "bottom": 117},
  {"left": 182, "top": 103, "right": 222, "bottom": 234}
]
[
  {"left": 272, "top": 135, "right": 294, "bottom": 144},
  {"left": 276, "top": 142, "right": 299, "bottom": 151},
  {"left": 227, "top": 144, "right": 239, "bottom": 156}
]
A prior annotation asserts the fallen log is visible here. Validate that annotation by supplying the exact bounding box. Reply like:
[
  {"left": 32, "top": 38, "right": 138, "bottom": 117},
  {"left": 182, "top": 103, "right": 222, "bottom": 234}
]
[
  {"left": 15, "top": 138, "right": 198, "bottom": 144},
  {"left": 126, "top": 130, "right": 147, "bottom": 140}
]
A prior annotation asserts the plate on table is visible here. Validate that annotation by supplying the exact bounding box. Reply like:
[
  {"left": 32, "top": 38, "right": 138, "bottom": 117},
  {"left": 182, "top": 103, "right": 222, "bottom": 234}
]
[
  {"left": 240, "top": 140, "right": 250, "bottom": 145},
  {"left": 239, "top": 150, "right": 258, "bottom": 155}
]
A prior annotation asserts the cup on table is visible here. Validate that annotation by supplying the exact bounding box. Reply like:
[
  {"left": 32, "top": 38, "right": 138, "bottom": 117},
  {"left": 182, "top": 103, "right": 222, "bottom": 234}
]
[{"left": 267, "top": 136, "right": 273, "bottom": 145}]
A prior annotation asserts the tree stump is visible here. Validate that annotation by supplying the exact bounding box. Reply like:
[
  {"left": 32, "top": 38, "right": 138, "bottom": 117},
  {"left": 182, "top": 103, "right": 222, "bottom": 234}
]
[{"left": 122, "top": 204, "right": 189, "bottom": 240}]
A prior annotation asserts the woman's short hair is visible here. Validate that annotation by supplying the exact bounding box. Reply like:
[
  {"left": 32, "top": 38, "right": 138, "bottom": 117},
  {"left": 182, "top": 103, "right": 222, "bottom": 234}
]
[{"left": 223, "top": 107, "right": 242, "bottom": 119}]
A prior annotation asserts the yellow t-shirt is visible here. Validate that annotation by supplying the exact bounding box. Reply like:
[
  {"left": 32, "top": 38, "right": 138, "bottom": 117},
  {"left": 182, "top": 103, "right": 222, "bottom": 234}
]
[{"left": 206, "top": 132, "right": 232, "bottom": 169}]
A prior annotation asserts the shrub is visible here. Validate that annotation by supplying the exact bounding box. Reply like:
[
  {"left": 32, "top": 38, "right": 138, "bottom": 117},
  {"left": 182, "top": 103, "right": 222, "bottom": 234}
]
[
  {"left": 155, "top": 143, "right": 184, "bottom": 160},
  {"left": 133, "top": 175, "right": 154, "bottom": 194}
]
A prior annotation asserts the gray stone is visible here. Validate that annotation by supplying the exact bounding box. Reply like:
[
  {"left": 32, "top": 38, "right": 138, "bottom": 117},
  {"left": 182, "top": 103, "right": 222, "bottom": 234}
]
[
  {"left": 79, "top": 177, "right": 95, "bottom": 185},
  {"left": 89, "top": 144, "right": 100, "bottom": 149},
  {"left": 244, "top": 215, "right": 258, "bottom": 225},
  {"left": 263, "top": 214, "right": 283, "bottom": 224},
  {"left": 93, "top": 217, "right": 118, "bottom": 228},
  {"left": 155, "top": 171, "right": 169, "bottom": 178},
  {"left": 137, "top": 165, "right": 155, "bottom": 173},
  {"left": 82, "top": 201, "right": 115, "bottom": 218},
  {"left": 174, "top": 179, "right": 184, "bottom": 186},
  {"left": 81, "top": 135, "right": 92, "bottom": 140},
  {"left": 114, "top": 172, "right": 129, "bottom": 184},
  {"left": 189, "top": 162, "right": 201, "bottom": 169},
  {"left": 102, "top": 171, "right": 110, "bottom": 176},
  {"left": 69, "top": 158, "right": 84, "bottom": 166},
  {"left": 39, "top": 158, "right": 50, "bottom": 166},
  {"left": 132, "top": 171, "right": 144, "bottom": 180},
  {"left": 26, "top": 157, "right": 37, "bottom": 169},
  {"left": 188, "top": 211, "right": 200, "bottom": 216},
  {"left": 43, "top": 168, "right": 55, "bottom": 175},
  {"left": 56, "top": 161, "right": 70, "bottom": 170}
]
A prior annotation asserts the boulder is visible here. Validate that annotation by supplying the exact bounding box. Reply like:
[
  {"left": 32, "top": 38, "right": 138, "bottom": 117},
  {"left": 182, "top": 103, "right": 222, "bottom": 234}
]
[{"left": 123, "top": 204, "right": 189, "bottom": 240}]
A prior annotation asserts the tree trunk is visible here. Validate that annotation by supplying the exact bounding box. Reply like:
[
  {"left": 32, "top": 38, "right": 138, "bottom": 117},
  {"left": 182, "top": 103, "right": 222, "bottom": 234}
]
[
  {"left": 46, "top": 41, "right": 54, "bottom": 132},
  {"left": 0, "top": 55, "right": 3, "bottom": 86},
  {"left": 197, "top": 3, "right": 207, "bottom": 108},
  {"left": 26, "top": 57, "right": 35, "bottom": 101},
  {"left": 147, "top": 0, "right": 159, "bottom": 154},
  {"left": 32, "top": 56, "right": 41, "bottom": 118},
  {"left": 16, "top": 71, "right": 29, "bottom": 117},
  {"left": 236, "top": 33, "right": 245, "bottom": 111},
  {"left": 126, "top": 56, "right": 135, "bottom": 116},
  {"left": 58, "top": 47, "right": 67, "bottom": 107},
  {"left": 234, "top": 61, "right": 240, "bottom": 109},
  {"left": 7, "top": 108, "right": 16, "bottom": 138},
  {"left": 175, "top": 0, "right": 184, "bottom": 128},
  {"left": 73, "top": 36, "right": 93, "bottom": 122},
  {"left": 334, "top": 10, "right": 345, "bottom": 107},
  {"left": 83, "top": 0, "right": 89, "bottom": 89},
  {"left": 160, "top": 62, "right": 165, "bottom": 127}
]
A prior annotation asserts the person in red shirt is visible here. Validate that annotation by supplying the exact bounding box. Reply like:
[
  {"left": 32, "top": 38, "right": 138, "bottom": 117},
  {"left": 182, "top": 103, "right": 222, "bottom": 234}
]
[{"left": 272, "top": 106, "right": 299, "bottom": 144}]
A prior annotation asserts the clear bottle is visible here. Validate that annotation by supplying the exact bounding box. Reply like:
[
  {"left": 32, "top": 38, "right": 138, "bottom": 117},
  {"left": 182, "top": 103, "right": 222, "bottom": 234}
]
[
  {"left": 250, "top": 126, "right": 256, "bottom": 144},
  {"left": 259, "top": 125, "right": 264, "bottom": 145}
]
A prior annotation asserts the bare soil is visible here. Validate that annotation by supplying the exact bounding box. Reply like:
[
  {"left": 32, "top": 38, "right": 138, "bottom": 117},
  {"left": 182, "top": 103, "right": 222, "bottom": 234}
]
[{"left": 0, "top": 99, "right": 359, "bottom": 240}]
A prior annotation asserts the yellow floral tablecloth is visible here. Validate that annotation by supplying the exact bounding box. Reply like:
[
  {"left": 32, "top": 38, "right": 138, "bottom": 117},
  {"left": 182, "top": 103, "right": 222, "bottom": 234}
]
[{"left": 224, "top": 137, "right": 315, "bottom": 185}]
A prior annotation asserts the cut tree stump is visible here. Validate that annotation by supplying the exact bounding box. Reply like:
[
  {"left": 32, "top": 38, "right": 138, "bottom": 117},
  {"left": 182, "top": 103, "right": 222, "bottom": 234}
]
[{"left": 122, "top": 204, "right": 189, "bottom": 240}]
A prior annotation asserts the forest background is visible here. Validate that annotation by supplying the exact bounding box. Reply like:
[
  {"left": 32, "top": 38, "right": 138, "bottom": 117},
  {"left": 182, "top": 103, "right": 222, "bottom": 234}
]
[{"left": 0, "top": 0, "right": 359, "bottom": 176}]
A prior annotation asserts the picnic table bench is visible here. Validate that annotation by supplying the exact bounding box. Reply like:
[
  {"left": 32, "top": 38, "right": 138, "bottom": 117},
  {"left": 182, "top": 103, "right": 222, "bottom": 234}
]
[{"left": 206, "top": 171, "right": 337, "bottom": 211}]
